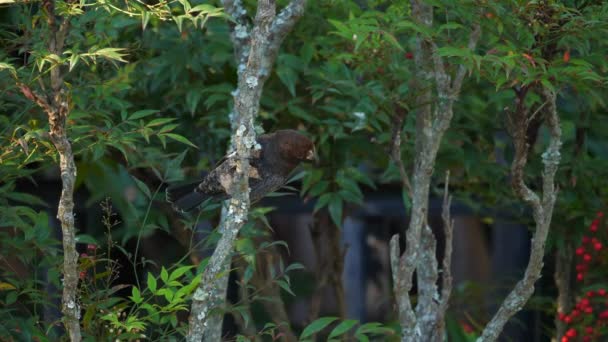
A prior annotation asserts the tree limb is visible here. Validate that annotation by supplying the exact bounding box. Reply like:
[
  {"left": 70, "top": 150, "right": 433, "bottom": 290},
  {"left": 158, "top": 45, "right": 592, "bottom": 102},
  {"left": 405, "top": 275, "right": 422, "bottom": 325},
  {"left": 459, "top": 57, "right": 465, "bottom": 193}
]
[
  {"left": 389, "top": 2, "right": 480, "bottom": 341},
  {"left": 186, "top": 1, "right": 306, "bottom": 340},
  {"left": 478, "top": 88, "right": 562, "bottom": 341},
  {"left": 19, "top": 2, "right": 82, "bottom": 340}
]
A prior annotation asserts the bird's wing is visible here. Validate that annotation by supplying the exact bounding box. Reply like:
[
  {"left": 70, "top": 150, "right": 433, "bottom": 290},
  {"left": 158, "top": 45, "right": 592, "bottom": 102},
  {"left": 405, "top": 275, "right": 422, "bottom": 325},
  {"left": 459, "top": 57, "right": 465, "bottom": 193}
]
[{"left": 197, "top": 150, "right": 264, "bottom": 196}]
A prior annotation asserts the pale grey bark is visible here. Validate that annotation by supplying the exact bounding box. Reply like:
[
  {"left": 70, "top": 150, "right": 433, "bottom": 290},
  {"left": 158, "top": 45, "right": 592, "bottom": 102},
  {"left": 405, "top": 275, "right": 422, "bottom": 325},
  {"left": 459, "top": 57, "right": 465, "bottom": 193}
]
[
  {"left": 186, "top": 1, "right": 306, "bottom": 341},
  {"left": 17, "top": 5, "right": 81, "bottom": 340},
  {"left": 478, "top": 89, "right": 562, "bottom": 341},
  {"left": 389, "top": 2, "right": 480, "bottom": 341}
]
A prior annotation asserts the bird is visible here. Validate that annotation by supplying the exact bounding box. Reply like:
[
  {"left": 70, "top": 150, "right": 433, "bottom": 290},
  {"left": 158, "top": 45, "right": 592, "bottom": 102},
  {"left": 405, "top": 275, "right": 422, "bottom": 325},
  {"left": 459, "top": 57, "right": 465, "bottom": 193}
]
[{"left": 166, "top": 129, "right": 315, "bottom": 212}]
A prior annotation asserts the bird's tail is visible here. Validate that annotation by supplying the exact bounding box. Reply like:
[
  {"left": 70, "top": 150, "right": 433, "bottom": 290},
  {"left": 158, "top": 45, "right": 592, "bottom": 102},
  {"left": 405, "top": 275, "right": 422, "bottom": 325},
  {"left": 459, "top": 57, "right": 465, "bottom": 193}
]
[{"left": 166, "top": 181, "right": 209, "bottom": 212}]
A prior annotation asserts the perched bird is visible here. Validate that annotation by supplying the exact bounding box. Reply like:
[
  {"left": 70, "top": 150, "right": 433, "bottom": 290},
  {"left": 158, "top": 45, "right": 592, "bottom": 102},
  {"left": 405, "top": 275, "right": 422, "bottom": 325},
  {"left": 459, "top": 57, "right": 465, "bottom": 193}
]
[{"left": 166, "top": 129, "right": 314, "bottom": 212}]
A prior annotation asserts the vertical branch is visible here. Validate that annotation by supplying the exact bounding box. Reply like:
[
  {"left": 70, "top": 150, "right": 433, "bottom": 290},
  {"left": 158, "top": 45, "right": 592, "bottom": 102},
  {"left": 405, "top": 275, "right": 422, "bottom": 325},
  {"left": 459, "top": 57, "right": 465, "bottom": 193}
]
[
  {"left": 479, "top": 88, "right": 562, "bottom": 341},
  {"left": 19, "top": 2, "right": 81, "bottom": 340},
  {"left": 186, "top": 1, "right": 306, "bottom": 340},
  {"left": 389, "top": 2, "right": 480, "bottom": 340},
  {"left": 554, "top": 241, "right": 573, "bottom": 340},
  {"left": 433, "top": 171, "right": 454, "bottom": 342},
  {"left": 309, "top": 209, "right": 347, "bottom": 323}
]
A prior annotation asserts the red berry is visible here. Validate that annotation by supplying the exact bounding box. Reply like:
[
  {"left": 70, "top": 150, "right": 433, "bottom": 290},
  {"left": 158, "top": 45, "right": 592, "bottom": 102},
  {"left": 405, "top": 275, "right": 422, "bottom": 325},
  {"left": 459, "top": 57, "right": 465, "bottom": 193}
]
[
  {"left": 566, "top": 328, "right": 577, "bottom": 338},
  {"left": 584, "top": 254, "right": 592, "bottom": 262},
  {"left": 571, "top": 309, "right": 580, "bottom": 318},
  {"left": 585, "top": 326, "right": 594, "bottom": 334},
  {"left": 598, "top": 288, "right": 607, "bottom": 296},
  {"left": 577, "top": 273, "right": 585, "bottom": 282},
  {"left": 590, "top": 220, "right": 599, "bottom": 232},
  {"left": 600, "top": 310, "right": 608, "bottom": 319},
  {"left": 581, "top": 298, "right": 590, "bottom": 306},
  {"left": 404, "top": 52, "right": 414, "bottom": 60},
  {"left": 576, "top": 247, "right": 586, "bottom": 255},
  {"left": 561, "top": 337, "right": 569, "bottom": 342},
  {"left": 592, "top": 237, "right": 599, "bottom": 244},
  {"left": 576, "top": 264, "right": 588, "bottom": 272},
  {"left": 564, "top": 315, "right": 573, "bottom": 324},
  {"left": 79, "top": 271, "right": 86, "bottom": 280},
  {"left": 598, "top": 211, "right": 605, "bottom": 218},
  {"left": 587, "top": 290, "right": 595, "bottom": 297},
  {"left": 583, "top": 337, "right": 592, "bottom": 342},
  {"left": 584, "top": 307, "right": 593, "bottom": 314},
  {"left": 80, "top": 253, "right": 88, "bottom": 258},
  {"left": 594, "top": 242, "right": 603, "bottom": 251},
  {"left": 583, "top": 236, "right": 591, "bottom": 244}
]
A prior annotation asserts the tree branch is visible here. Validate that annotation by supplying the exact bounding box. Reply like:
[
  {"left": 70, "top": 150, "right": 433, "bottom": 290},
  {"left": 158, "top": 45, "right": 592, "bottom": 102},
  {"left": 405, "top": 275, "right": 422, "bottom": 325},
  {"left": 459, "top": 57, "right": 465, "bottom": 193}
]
[
  {"left": 20, "top": 2, "right": 82, "bottom": 340},
  {"left": 390, "top": 2, "right": 481, "bottom": 341},
  {"left": 433, "top": 171, "right": 454, "bottom": 342},
  {"left": 186, "top": 1, "right": 306, "bottom": 340},
  {"left": 479, "top": 88, "right": 562, "bottom": 341}
]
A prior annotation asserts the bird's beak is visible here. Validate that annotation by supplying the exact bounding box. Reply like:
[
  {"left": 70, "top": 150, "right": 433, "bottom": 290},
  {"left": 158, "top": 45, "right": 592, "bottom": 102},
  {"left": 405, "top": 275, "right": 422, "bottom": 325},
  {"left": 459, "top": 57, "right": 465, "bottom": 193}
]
[{"left": 306, "top": 148, "right": 315, "bottom": 161}]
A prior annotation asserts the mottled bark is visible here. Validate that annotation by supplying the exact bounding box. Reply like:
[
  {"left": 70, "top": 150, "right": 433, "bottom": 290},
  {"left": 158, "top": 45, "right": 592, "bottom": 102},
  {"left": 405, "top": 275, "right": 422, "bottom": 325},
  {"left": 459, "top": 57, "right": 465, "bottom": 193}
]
[
  {"left": 478, "top": 88, "right": 562, "bottom": 341},
  {"left": 17, "top": 3, "right": 81, "bottom": 340},
  {"left": 389, "top": 2, "right": 480, "bottom": 341},
  {"left": 186, "top": 1, "right": 306, "bottom": 340}
]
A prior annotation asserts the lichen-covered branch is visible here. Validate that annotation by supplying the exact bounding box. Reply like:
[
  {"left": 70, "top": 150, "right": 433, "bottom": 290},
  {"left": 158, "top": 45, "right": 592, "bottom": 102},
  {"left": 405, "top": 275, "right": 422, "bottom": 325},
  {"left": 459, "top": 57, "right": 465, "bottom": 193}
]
[
  {"left": 478, "top": 88, "right": 562, "bottom": 341},
  {"left": 186, "top": 1, "right": 306, "bottom": 340},
  {"left": 18, "top": 2, "right": 81, "bottom": 340},
  {"left": 389, "top": 2, "right": 480, "bottom": 341}
]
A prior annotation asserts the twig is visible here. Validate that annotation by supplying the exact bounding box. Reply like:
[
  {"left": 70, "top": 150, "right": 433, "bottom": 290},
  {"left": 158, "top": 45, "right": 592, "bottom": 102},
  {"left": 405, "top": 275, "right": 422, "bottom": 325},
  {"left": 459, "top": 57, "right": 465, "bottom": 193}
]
[{"left": 390, "top": 105, "right": 412, "bottom": 196}]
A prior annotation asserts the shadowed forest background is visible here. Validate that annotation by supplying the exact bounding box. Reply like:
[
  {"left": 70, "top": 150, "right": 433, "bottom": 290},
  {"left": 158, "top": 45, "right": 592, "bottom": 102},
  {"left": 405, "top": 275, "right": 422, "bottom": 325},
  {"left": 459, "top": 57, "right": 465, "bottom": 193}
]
[{"left": 1, "top": 0, "right": 608, "bottom": 341}]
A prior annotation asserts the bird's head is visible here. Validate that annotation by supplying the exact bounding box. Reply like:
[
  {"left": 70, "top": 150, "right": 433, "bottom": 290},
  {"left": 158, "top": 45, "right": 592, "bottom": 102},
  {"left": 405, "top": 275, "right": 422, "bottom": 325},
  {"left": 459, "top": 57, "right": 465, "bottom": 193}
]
[{"left": 274, "top": 129, "right": 315, "bottom": 163}]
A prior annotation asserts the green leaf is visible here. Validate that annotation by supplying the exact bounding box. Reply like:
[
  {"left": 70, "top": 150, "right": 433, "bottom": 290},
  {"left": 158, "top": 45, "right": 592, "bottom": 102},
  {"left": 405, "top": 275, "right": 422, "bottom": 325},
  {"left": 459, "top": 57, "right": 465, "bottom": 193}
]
[
  {"left": 68, "top": 53, "right": 79, "bottom": 71},
  {"left": 355, "top": 322, "right": 393, "bottom": 335},
  {"left": 285, "top": 262, "right": 305, "bottom": 273},
  {"left": 89, "top": 48, "right": 128, "bottom": 63},
  {"left": 4, "top": 192, "right": 48, "bottom": 207},
  {"left": 146, "top": 118, "right": 176, "bottom": 127},
  {"left": 169, "top": 265, "right": 194, "bottom": 281},
  {"left": 276, "top": 65, "right": 298, "bottom": 97},
  {"left": 436, "top": 46, "right": 472, "bottom": 57},
  {"left": 276, "top": 279, "right": 295, "bottom": 296},
  {"left": 132, "top": 176, "right": 151, "bottom": 199},
  {"left": 300, "top": 317, "right": 338, "bottom": 339},
  {"left": 328, "top": 319, "right": 358, "bottom": 338},
  {"left": 381, "top": 32, "right": 403, "bottom": 51},
  {"left": 141, "top": 10, "right": 150, "bottom": 30},
  {"left": 328, "top": 195, "right": 343, "bottom": 227},
  {"left": 0, "top": 62, "right": 16, "bottom": 77},
  {"left": 162, "top": 133, "right": 198, "bottom": 148},
  {"left": 147, "top": 273, "right": 157, "bottom": 293},
  {"left": 161, "top": 267, "right": 169, "bottom": 283},
  {"left": 186, "top": 90, "right": 202, "bottom": 115},
  {"left": 130, "top": 286, "right": 142, "bottom": 304},
  {"left": 128, "top": 109, "right": 158, "bottom": 121},
  {"left": 313, "top": 193, "right": 332, "bottom": 212}
]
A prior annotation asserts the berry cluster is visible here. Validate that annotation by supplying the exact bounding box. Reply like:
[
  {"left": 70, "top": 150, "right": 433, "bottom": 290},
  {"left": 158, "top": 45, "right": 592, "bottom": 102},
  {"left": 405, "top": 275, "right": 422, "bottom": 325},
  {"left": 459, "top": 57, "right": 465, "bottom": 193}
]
[
  {"left": 575, "top": 212, "right": 605, "bottom": 283},
  {"left": 558, "top": 212, "right": 606, "bottom": 342}
]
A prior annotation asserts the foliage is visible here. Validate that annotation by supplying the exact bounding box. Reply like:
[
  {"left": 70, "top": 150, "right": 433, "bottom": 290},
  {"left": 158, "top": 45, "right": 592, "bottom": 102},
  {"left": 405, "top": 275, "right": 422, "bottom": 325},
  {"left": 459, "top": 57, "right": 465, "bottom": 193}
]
[{"left": 1, "top": 0, "right": 608, "bottom": 340}]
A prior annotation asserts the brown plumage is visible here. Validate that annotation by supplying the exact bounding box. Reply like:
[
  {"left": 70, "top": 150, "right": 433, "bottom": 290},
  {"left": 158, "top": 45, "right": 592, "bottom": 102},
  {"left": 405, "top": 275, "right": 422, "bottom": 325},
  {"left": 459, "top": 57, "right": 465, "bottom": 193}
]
[{"left": 166, "top": 129, "right": 314, "bottom": 212}]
